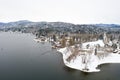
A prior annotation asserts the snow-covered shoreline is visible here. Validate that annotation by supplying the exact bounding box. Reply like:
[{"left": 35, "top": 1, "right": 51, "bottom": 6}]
[
  {"left": 58, "top": 40, "right": 120, "bottom": 72},
  {"left": 33, "top": 38, "right": 48, "bottom": 42}
]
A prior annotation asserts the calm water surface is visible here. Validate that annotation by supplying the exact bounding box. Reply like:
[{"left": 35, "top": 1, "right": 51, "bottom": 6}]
[{"left": 0, "top": 32, "right": 120, "bottom": 80}]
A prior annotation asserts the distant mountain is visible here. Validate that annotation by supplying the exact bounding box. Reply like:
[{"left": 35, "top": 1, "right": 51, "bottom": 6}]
[
  {"left": 0, "top": 20, "right": 33, "bottom": 28},
  {"left": 8, "top": 20, "right": 32, "bottom": 24},
  {"left": 0, "top": 22, "right": 4, "bottom": 24},
  {"left": 0, "top": 20, "right": 120, "bottom": 29},
  {"left": 0, "top": 22, "right": 5, "bottom": 28},
  {"left": 0, "top": 20, "right": 120, "bottom": 34},
  {"left": 95, "top": 24, "right": 120, "bottom": 28},
  {"left": 0, "top": 20, "right": 75, "bottom": 28},
  {"left": 6, "top": 20, "right": 33, "bottom": 27}
]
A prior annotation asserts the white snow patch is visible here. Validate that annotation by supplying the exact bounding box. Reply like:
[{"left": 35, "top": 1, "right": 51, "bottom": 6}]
[
  {"left": 82, "top": 40, "right": 104, "bottom": 48},
  {"left": 58, "top": 40, "right": 120, "bottom": 72}
]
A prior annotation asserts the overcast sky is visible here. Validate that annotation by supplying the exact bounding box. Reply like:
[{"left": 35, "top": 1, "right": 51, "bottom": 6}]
[{"left": 0, "top": 0, "right": 120, "bottom": 24}]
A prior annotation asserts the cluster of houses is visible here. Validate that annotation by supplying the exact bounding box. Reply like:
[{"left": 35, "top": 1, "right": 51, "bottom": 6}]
[{"left": 34, "top": 32, "right": 120, "bottom": 55}]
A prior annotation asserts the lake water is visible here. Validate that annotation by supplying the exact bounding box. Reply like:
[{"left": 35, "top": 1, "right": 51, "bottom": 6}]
[{"left": 0, "top": 32, "right": 120, "bottom": 80}]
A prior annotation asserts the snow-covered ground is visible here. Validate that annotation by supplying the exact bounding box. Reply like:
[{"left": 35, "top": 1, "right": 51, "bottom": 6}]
[
  {"left": 58, "top": 40, "right": 120, "bottom": 72},
  {"left": 82, "top": 40, "right": 105, "bottom": 48}
]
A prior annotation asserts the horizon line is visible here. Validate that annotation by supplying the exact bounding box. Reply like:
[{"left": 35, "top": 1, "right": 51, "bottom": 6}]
[{"left": 0, "top": 20, "right": 120, "bottom": 25}]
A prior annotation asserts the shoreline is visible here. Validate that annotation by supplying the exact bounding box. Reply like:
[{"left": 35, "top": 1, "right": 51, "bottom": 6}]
[{"left": 58, "top": 40, "right": 120, "bottom": 73}]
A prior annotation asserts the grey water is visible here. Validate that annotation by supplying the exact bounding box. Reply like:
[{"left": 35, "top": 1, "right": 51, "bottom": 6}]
[{"left": 0, "top": 32, "right": 120, "bottom": 80}]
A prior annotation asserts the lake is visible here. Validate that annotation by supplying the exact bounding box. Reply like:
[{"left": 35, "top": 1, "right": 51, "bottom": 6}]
[{"left": 0, "top": 32, "right": 120, "bottom": 80}]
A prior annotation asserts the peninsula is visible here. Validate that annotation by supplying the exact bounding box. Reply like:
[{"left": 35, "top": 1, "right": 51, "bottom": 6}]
[{"left": 57, "top": 33, "right": 120, "bottom": 72}]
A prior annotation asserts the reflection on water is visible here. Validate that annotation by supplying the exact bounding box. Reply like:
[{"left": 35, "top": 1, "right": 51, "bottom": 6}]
[
  {"left": 97, "top": 63, "right": 110, "bottom": 70},
  {"left": 63, "top": 66, "right": 76, "bottom": 72},
  {"left": 0, "top": 32, "right": 120, "bottom": 80}
]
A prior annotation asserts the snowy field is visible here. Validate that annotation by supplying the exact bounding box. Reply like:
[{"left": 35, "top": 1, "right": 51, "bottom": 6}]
[{"left": 58, "top": 40, "right": 120, "bottom": 72}]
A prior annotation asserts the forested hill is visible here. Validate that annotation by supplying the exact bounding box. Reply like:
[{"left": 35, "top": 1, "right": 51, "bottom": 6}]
[{"left": 0, "top": 20, "right": 120, "bottom": 34}]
